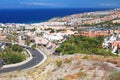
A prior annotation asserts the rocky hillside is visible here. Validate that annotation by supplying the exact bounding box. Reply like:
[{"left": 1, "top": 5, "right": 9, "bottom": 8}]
[
  {"left": 43, "top": 54, "right": 120, "bottom": 80},
  {"left": 0, "top": 54, "right": 120, "bottom": 80}
]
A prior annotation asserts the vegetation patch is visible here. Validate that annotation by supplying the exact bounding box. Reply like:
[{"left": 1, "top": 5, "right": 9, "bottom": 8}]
[
  {"left": 56, "top": 36, "right": 115, "bottom": 56},
  {"left": 64, "top": 59, "right": 72, "bottom": 64},
  {"left": 82, "top": 55, "right": 88, "bottom": 59},
  {"left": 0, "top": 44, "right": 26, "bottom": 64},
  {"left": 56, "top": 60, "right": 62, "bottom": 67}
]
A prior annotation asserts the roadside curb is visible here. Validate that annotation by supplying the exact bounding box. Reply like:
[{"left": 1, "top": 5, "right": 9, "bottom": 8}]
[
  {"left": 0, "top": 42, "right": 47, "bottom": 72},
  {"left": 31, "top": 48, "right": 47, "bottom": 68}
]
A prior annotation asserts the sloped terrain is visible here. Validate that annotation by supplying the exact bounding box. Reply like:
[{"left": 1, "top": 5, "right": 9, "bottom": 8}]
[{"left": 0, "top": 54, "right": 120, "bottom": 80}]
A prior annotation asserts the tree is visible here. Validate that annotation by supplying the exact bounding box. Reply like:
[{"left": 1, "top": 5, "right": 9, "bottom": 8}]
[
  {"left": 0, "top": 46, "right": 25, "bottom": 64},
  {"left": 6, "top": 35, "right": 12, "bottom": 42},
  {"left": 56, "top": 47, "right": 62, "bottom": 53},
  {"left": 12, "top": 44, "right": 23, "bottom": 52},
  {"left": 31, "top": 44, "right": 36, "bottom": 50},
  {"left": 56, "top": 36, "right": 114, "bottom": 56},
  {"left": 21, "top": 26, "right": 26, "bottom": 31},
  {"left": 25, "top": 36, "right": 30, "bottom": 46},
  {"left": 45, "top": 28, "right": 55, "bottom": 33},
  {"left": 31, "top": 27, "right": 36, "bottom": 32}
]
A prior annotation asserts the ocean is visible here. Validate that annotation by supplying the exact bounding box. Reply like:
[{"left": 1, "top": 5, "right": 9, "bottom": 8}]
[{"left": 0, "top": 8, "right": 114, "bottom": 24}]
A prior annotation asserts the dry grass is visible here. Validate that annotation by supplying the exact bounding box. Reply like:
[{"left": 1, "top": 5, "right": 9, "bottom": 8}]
[
  {"left": 0, "top": 54, "right": 120, "bottom": 80},
  {"left": 64, "top": 59, "right": 72, "bottom": 64},
  {"left": 65, "top": 71, "right": 86, "bottom": 80},
  {"left": 83, "top": 55, "right": 120, "bottom": 67},
  {"left": 107, "top": 70, "right": 120, "bottom": 80}
]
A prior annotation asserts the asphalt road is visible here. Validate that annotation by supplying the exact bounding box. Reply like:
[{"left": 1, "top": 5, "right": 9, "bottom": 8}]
[{"left": 0, "top": 43, "right": 44, "bottom": 74}]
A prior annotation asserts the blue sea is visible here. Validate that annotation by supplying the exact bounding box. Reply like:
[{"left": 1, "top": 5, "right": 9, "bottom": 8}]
[{"left": 0, "top": 8, "right": 114, "bottom": 23}]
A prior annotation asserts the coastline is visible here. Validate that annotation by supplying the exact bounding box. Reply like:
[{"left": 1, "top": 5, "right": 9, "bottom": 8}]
[{"left": 0, "top": 8, "right": 115, "bottom": 24}]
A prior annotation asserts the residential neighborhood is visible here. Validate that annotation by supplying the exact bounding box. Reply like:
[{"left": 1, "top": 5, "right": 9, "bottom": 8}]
[{"left": 0, "top": 8, "right": 120, "bottom": 80}]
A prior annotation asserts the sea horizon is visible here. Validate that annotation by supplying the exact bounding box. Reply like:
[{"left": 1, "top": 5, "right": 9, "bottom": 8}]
[{"left": 0, "top": 8, "right": 115, "bottom": 24}]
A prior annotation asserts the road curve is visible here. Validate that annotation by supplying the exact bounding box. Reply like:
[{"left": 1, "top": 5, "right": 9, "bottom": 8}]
[{"left": 0, "top": 43, "right": 46, "bottom": 74}]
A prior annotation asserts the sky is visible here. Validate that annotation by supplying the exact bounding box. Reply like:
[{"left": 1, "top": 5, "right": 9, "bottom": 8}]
[{"left": 0, "top": 0, "right": 120, "bottom": 9}]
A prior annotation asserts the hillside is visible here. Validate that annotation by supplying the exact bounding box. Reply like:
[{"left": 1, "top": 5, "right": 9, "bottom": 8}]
[{"left": 0, "top": 54, "right": 120, "bottom": 80}]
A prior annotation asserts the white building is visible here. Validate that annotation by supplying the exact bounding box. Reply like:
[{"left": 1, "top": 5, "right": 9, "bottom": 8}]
[{"left": 43, "top": 33, "right": 64, "bottom": 41}]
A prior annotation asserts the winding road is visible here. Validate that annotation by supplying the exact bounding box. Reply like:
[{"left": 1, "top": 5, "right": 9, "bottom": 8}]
[{"left": 0, "top": 43, "right": 46, "bottom": 74}]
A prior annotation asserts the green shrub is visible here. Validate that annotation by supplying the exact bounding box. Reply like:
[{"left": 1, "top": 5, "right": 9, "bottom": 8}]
[
  {"left": 0, "top": 45, "right": 25, "bottom": 64},
  {"left": 7, "top": 53, "right": 25, "bottom": 64},
  {"left": 64, "top": 59, "right": 72, "bottom": 63},
  {"left": 56, "top": 47, "right": 63, "bottom": 53},
  {"left": 57, "top": 78, "right": 64, "bottom": 80},
  {"left": 12, "top": 44, "right": 23, "bottom": 52},
  {"left": 56, "top": 60, "right": 62, "bottom": 67},
  {"left": 56, "top": 36, "right": 115, "bottom": 56},
  {"left": 31, "top": 44, "right": 36, "bottom": 50},
  {"left": 83, "top": 55, "right": 88, "bottom": 59}
]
